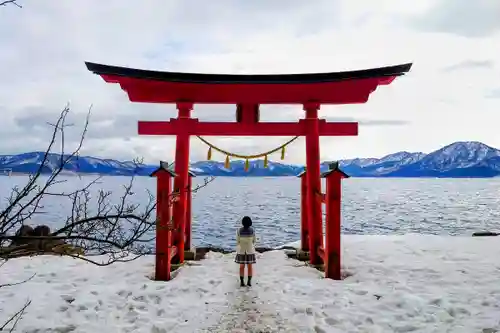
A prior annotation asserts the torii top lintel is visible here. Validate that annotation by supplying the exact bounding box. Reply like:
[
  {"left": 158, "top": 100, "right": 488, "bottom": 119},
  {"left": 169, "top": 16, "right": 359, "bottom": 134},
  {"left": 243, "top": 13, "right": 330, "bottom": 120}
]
[{"left": 85, "top": 62, "right": 412, "bottom": 105}]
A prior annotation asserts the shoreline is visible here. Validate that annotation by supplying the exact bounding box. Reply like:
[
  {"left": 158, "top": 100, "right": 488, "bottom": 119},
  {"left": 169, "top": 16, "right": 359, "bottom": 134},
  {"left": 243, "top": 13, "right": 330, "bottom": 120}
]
[{"left": 1, "top": 173, "right": 500, "bottom": 178}]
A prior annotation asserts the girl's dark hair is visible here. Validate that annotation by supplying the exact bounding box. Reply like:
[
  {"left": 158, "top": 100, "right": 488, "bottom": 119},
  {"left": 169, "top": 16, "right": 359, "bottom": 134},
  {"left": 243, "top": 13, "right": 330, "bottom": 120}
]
[{"left": 242, "top": 216, "right": 252, "bottom": 229}]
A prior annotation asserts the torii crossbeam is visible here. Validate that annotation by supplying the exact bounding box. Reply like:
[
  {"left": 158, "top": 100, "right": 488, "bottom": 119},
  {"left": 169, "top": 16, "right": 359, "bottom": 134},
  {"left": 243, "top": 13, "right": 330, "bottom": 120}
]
[
  {"left": 85, "top": 61, "right": 412, "bottom": 280},
  {"left": 138, "top": 118, "right": 358, "bottom": 136}
]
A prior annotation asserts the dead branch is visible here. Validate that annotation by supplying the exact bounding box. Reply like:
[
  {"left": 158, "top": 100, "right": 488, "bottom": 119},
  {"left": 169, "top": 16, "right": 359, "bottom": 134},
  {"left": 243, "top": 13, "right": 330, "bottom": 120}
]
[
  {"left": 0, "top": 105, "right": 216, "bottom": 266},
  {"left": 0, "top": 272, "right": 35, "bottom": 289},
  {"left": 0, "top": 105, "right": 90, "bottom": 236},
  {"left": 0, "top": 299, "right": 31, "bottom": 332},
  {"left": 0, "top": 0, "right": 21, "bottom": 8},
  {"left": 0, "top": 173, "right": 215, "bottom": 266}
]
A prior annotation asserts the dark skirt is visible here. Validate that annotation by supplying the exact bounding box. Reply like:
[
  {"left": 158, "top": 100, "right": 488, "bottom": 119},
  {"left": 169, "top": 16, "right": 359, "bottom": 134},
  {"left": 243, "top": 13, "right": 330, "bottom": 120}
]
[{"left": 235, "top": 253, "right": 256, "bottom": 264}]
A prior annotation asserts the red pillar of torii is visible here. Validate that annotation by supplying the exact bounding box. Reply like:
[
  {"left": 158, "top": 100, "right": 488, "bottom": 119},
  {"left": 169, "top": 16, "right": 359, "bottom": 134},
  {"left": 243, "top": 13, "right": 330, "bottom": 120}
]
[{"left": 85, "top": 61, "right": 412, "bottom": 275}]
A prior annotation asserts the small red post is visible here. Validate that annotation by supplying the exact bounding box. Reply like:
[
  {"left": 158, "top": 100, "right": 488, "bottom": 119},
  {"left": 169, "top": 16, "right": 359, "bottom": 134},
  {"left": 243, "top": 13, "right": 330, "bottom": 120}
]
[
  {"left": 151, "top": 161, "right": 177, "bottom": 281},
  {"left": 297, "top": 169, "right": 309, "bottom": 251},
  {"left": 185, "top": 170, "right": 196, "bottom": 251},
  {"left": 322, "top": 162, "right": 348, "bottom": 280}
]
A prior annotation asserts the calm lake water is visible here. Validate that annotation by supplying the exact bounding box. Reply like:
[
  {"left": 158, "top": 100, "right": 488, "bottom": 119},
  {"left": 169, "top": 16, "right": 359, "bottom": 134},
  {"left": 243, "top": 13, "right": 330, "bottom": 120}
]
[{"left": 1, "top": 175, "right": 499, "bottom": 250}]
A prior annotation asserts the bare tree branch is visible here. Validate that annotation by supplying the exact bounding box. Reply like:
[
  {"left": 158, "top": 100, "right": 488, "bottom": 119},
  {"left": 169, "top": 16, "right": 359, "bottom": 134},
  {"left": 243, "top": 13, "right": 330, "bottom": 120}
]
[
  {"left": 0, "top": 272, "right": 35, "bottom": 289},
  {"left": 0, "top": 105, "right": 216, "bottom": 265},
  {"left": 0, "top": 299, "right": 31, "bottom": 332},
  {"left": 0, "top": 0, "right": 22, "bottom": 8}
]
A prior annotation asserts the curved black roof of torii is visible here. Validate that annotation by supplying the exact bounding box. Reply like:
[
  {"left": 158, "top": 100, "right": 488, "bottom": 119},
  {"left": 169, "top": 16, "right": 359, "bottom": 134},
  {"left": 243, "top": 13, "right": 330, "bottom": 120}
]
[{"left": 85, "top": 62, "right": 412, "bottom": 84}]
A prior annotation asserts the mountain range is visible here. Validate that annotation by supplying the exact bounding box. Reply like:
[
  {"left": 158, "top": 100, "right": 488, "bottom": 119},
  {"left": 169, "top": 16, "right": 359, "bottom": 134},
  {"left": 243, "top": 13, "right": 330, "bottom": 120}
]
[{"left": 1, "top": 141, "right": 500, "bottom": 178}]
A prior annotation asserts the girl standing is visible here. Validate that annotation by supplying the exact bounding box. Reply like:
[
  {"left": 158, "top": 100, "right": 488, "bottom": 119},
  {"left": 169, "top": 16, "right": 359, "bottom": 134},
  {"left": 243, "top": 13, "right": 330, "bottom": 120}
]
[{"left": 235, "top": 216, "right": 256, "bottom": 287}]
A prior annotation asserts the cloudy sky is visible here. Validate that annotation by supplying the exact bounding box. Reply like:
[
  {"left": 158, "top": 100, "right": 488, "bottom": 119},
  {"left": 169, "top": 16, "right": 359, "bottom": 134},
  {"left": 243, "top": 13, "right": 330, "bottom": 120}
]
[{"left": 1, "top": 0, "right": 499, "bottom": 164}]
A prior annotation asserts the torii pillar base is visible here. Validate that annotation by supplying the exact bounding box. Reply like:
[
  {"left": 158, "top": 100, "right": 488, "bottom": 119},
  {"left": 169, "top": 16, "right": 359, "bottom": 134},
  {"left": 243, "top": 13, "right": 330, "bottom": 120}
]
[{"left": 183, "top": 249, "right": 197, "bottom": 261}]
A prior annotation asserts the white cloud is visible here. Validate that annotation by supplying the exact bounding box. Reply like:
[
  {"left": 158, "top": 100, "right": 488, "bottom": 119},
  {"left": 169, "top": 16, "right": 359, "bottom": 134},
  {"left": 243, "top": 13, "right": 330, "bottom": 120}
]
[
  {"left": 1, "top": 0, "right": 499, "bottom": 164},
  {"left": 411, "top": 0, "right": 500, "bottom": 38}
]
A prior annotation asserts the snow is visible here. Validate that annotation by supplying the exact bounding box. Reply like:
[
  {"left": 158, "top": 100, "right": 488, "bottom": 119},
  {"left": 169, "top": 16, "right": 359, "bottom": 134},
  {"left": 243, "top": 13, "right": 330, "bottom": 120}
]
[
  {"left": 189, "top": 167, "right": 204, "bottom": 174},
  {"left": 1, "top": 235, "right": 500, "bottom": 332},
  {"left": 379, "top": 151, "right": 427, "bottom": 165}
]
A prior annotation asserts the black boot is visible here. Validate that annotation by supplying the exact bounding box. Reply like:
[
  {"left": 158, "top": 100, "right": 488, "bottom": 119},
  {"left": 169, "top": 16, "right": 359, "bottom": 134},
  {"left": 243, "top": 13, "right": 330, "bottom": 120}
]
[
  {"left": 247, "top": 276, "right": 252, "bottom": 287},
  {"left": 240, "top": 276, "right": 245, "bottom": 287}
]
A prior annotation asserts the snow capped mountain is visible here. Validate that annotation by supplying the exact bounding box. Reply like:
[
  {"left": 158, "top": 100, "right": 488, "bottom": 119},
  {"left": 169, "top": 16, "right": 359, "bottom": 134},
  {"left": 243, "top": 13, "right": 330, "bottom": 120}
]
[
  {"left": 335, "top": 151, "right": 427, "bottom": 177},
  {"left": 1, "top": 141, "right": 500, "bottom": 177},
  {"left": 415, "top": 141, "right": 500, "bottom": 170},
  {"left": 385, "top": 142, "right": 500, "bottom": 177},
  {"left": 0, "top": 152, "right": 156, "bottom": 176},
  {"left": 379, "top": 151, "right": 427, "bottom": 164}
]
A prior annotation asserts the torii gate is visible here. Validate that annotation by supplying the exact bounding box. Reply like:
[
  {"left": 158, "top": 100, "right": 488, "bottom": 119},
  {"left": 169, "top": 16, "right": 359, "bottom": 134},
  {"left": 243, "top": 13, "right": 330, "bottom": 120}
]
[{"left": 85, "top": 61, "right": 412, "bottom": 280}]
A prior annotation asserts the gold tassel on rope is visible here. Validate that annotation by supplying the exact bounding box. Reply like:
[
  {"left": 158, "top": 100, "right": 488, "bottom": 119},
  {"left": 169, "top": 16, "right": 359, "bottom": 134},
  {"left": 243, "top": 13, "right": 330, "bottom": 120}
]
[
  {"left": 224, "top": 155, "right": 230, "bottom": 169},
  {"left": 263, "top": 155, "right": 268, "bottom": 168},
  {"left": 245, "top": 159, "right": 250, "bottom": 172},
  {"left": 280, "top": 145, "right": 286, "bottom": 160},
  {"left": 207, "top": 147, "right": 212, "bottom": 160}
]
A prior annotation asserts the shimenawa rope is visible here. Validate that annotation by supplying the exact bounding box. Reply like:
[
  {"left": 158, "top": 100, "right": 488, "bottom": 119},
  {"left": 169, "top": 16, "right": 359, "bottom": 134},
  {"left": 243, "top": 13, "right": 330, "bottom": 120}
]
[{"left": 196, "top": 135, "right": 299, "bottom": 171}]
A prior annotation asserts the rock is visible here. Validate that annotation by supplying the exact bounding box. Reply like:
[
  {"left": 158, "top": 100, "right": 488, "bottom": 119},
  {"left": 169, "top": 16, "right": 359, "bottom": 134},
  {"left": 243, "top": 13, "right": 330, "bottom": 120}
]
[
  {"left": 482, "top": 328, "right": 498, "bottom": 333},
  {"left": 33, "top": 224, "right": 51, "bottom": 236},
  {"left": 255, "top": 247, "right": 274, "bottom": 253},
  {"left": 9, "top": 224, "right": 35, "bottom": 247},
  {"left": 16, "top": 224, "right": 34, "bottom": 237},
  {"left": 32, "top": 224, "right": 52, "bottom": 250},
  {"left": 472, "top": 231, "right": 498, "bottom": 237},
  {"left": 4, "top": 224, "right": 85, "bottom": 257},
  {"left": 61, "top": 295, "right": 75, "bottom": 304}
]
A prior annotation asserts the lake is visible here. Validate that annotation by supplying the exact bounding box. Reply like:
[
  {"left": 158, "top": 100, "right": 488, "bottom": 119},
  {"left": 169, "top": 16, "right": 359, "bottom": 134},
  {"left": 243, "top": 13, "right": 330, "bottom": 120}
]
[{"left": 1, "top": 175, "right": 499, "bottom": 250}]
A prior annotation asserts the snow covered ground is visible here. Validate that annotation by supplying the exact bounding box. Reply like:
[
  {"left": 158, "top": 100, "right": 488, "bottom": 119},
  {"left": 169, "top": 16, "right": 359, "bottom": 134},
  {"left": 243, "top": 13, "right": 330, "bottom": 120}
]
[{"left": 1, "top": 235, "right": 500, "bottom": 332}]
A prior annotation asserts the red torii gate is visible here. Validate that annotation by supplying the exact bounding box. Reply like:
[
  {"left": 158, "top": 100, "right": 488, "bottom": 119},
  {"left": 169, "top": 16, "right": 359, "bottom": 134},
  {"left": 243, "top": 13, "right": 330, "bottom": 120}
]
[{"left": 85, "top": 61, "right": 412, "bottom": 280}]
